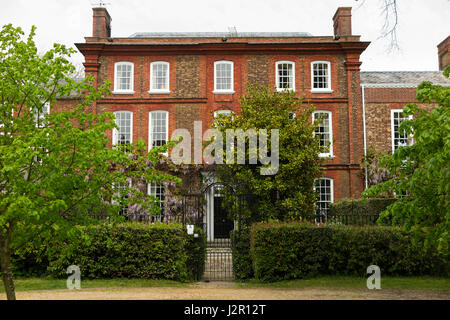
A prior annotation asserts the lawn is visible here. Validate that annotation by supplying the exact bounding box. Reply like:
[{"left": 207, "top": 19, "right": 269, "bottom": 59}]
[
  {"left": 0, "top": 278, "right": 188, "bottom": 292},
  {"left": 1, "top": 276, "right": 449, "bottom": 293},
  {"left": 235, "top": 276, "right": 450, "bottom": 292}
]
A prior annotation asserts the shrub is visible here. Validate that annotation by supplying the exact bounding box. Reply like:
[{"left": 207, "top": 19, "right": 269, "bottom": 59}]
[
  {"left": 185, "top": 226, "right": 206, "bottom": 281},
  {"left": 12, "top": 222, "right": 206, "bottom": 281},
  {"left": 250, "top": 222, "right": 449, "bottom": 282},
  {"left": 230, "top": 229, "right": 254, "bottom": 280}
]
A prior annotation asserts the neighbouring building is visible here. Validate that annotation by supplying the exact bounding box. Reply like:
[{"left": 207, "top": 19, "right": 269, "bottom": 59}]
[
  {"left": 360, "top": 36, "right": 450, "bottom": 188},
  {"left": 55, "top": 6, "right": 448, "bottom": 241}
]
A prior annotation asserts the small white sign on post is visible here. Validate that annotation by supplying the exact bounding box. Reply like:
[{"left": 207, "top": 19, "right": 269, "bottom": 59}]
[{"left": 187, "top": 225, "right": 194, "bottom": 235}]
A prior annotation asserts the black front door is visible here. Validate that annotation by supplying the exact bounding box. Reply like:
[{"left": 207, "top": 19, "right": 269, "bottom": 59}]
[{"left": 213, "top": 196, "right": 234, "bottom": 239}]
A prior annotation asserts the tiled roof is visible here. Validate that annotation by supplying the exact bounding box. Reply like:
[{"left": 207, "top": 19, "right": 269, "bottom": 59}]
[
  {"left": 129, "top": 32, "right": 312, "bottom": 38},
  {"left": 361, "top": 71, "right": 450, "bottom": 87}
]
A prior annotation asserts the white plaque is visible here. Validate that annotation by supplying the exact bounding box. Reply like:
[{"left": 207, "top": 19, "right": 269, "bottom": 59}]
[{"left": 187, "top": 225, "right": 194, "bottom": 235}]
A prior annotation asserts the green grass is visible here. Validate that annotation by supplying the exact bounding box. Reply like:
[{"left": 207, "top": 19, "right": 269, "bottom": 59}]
[
  {"left": 1, "top": 276, "right": 449, "bottom": 293},
  {"left": 0, "top": 278, "right": 189, "bottom": 292},
  {"left": 234, "top": 276, "right": 450, "bottom": 292}
]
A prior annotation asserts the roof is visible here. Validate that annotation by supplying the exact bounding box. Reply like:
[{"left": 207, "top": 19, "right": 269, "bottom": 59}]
[
  {"left": 57, "top": 77, "right": 85, "bottom": 98},
  {"left": 360, "top": 71, "right": 450, "bottom": 87},
  {"left": 129, "top": 32, "right": 313, "bottom": 38}
]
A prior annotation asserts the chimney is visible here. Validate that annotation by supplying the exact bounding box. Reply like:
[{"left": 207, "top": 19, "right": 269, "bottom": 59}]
[
  {"left": 438, "top": 36, "right": 449, "bottom": 71},
  {"left": 92, "top": 7, "right": 111, "bottom": 38},
  {"left": 333, "top": 7, "right": 352, "bottom": 37}
]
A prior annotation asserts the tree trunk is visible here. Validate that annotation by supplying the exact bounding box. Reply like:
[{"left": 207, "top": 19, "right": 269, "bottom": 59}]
[{"left": 0, "top": 239, "right": 16, "bottom": 300}]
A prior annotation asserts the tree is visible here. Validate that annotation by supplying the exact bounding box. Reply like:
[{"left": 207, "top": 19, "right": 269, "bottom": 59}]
[
  {"left": 0, "top": 25, "right": 174, "bottom": 300},
  {"left": 212, "top": 86, "right": 323, "bottom": 221},
  {"left": 356, "top": 0, "right": 400, "bottom": 51},
  {"left": 363, "top": 67, "right": 450, "bottom": 253}
]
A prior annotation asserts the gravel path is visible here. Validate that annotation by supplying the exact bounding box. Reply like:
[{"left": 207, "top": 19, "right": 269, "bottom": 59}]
[{"left": 8, "top": 282, "right": 450, "bottom": 300}]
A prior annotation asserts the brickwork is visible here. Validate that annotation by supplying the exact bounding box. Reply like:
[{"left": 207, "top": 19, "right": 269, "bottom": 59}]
[
  {"left": 175, "top": 56, "right": 201, "bottom": 98},
  {"left": 438, "top": 36, "right": 449, "bottom": 71},
  {"left": 364, "top": 87, "right": 417, "bottom": 103},
  {"left": 247, "top": 55, "right": 269, "bottom": 87},
  {"left": 58, "top": 6, "right": 371, "bottom": 202},
  {"left": 365, "top": 101, "right": 436, "bottom": 154}
]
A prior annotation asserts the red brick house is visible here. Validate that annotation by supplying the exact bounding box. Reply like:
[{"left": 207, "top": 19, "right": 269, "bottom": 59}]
[{"left": 55, "top": 5, "right": 448, "bottom": 240}]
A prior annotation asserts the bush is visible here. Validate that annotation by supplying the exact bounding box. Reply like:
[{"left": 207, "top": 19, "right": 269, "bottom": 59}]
[
  {"left": 230, "top": 229, "right": 254, "bottom": 280},
  {"left": 251, "top": 222, "right": 449, "bottom": 282},
  {"left": 185, "top": 226, "right": 206, "bottom": 281},
  {"left": 12, "top": 222, "right": 206, "bottom": 281}
]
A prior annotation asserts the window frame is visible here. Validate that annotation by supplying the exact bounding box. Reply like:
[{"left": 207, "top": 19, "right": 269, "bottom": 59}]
[
  {"left": 149, "top": 61, "right": 170, "bottom": 94},
  {"left": 390, "top": 109, "right": 413, "bottom": 153},
  {"left": 213, "top": 109, "right": 233, "bottom": 118},
  {"left": 148, "top": 110, "right": 169, "bottom": 154},
  {"left": 313, "top": 178, "right": 334, "bottom": 215},
  {"left": 147, "top": 182, "right": 166, "bottom": 222},
  {"left": 311, "top": 61, "right": 332, "bottom": 93},
  {"left": 275, "top": 61, "right": 296, "bottom": 92},
  {"left": 114, "top": 178, "right": 132, "bottom": 216},
  {"left": 112, "top": 111, "right": 133, "bottom": 147},
  {"left": 33, "top": 102, "right": 50, "bottom": 128},
  {"left": 313, "top": 110, "right": 333, "bottom": 158},
  {"left": 213, "top": 60, "right": 234, "bottom": 94},
  {"left": 113, "top": 61, "right": 135, "bottom": 94}
]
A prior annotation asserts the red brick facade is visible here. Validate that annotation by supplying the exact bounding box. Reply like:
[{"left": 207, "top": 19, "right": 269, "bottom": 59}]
[
  {"left": 59, "top": 7, "right": 372, "bottom": 204},
  {"left": 363, "top": 87, "right": 436, "bottom": 154}
]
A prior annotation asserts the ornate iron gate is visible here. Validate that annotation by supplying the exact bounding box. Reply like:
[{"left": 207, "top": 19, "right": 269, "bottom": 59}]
[{"left": 182, "top": 183, "right": 258, "bottom": 281}]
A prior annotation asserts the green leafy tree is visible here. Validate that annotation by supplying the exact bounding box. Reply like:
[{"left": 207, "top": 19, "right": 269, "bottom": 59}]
[
  {"left": 213, "top": 85, "right": 323, "bottom": 221},
  {"left": 364, "top": 67, "right": 450, "bottom": 252},
  {"left": 0, "top": 25, "right": 176, "bottom": 300}
]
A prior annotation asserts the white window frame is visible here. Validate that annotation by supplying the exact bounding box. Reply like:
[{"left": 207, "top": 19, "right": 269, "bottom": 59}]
[
  {"left": 275, "top": 61, "right": 295, "bottom": 92},
  {"left": 147, "top": 182, "right": 166, "bottom": 222},
  {"left": 311, "top": 61, "right": 332, "bottom": 93},
  {"left": 213, "top": 60, "right": 234, "bottom": 94},
  {"left": 148, "top": 110, "right": 169, "bottom": 154},
  {"left": 113, "top": 61, "right": 135, "bottom": 94},
  {"left": 391, "top": 109, "right": 413, "bottom": 153},
  {"left": 213, "top": 109, "right": 233, "bottom": 118},
  {"left": 313, "top": 110, "right": 333, "bottom": 158},
  {"left": 33, "top": 102, "right": 50, "bottom": 128},
  {"left": 113, "top": 178, "right": 132, "bottom": 215},
  {"left": 112, "top": 111, "right": 133, "bottom": 146},
  {"left": 149, "top": 61, "right": 170, "bottom": 94},
  {"left": 313, "top": 178, "right": 334, "bottom": 215}
]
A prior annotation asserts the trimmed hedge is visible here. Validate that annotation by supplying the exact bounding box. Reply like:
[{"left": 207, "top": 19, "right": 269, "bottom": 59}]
[
  {"left": 185, "top": 226, "right": 207, "bottom": 281},
  {"left": 230, "top": 229, "right": 254, "bottom": 280},
  {"left": 12, "top": 223, "right": 206, "bottom": 281},
  {"left": 329, "top": 198, "right": 396, "bottom": 216},
  {"left": 250, "top": 223, "right": 449, "bottom": 282}
]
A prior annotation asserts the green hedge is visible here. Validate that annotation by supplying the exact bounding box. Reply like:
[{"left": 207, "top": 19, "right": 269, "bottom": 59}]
[
  {"left": 185, "top": 226, "right": 207, "bottom": 281},
  {"left": 12, "top": 223, "right": 206, "bottom": 281},
  {"left": 329, "top": 198, "right": 396, "bottom": 216},
  {"left": 230, "top": 229, "right": 253, "bottom": 280},
  {"left": 251, "top": 222, "right": 449, "bottom": 282}
]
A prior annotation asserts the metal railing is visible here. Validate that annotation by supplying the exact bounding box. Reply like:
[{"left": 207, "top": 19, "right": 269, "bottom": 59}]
[{"left": 300, "top": 212, "right": 383, "bottom": 226}]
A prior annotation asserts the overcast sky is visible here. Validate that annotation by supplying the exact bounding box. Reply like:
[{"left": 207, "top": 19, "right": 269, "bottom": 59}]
[{"left": 1, "top": 0, "right": 449, "bottom": 71}]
